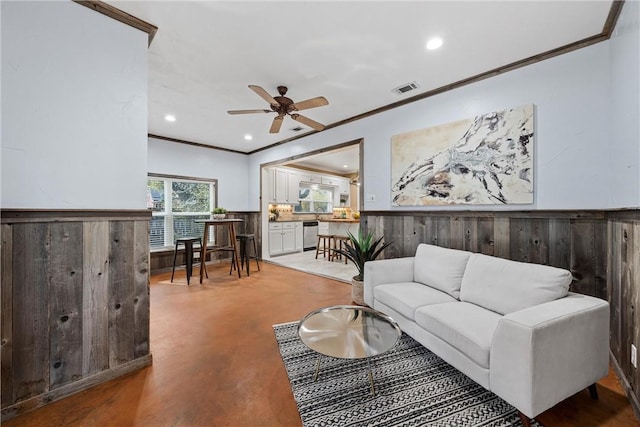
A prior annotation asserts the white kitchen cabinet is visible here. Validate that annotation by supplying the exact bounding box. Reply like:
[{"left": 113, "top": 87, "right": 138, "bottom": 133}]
[
  {"left": 321, "top": 176, "right": 339, "bottom": 186},
  {"left": 299, "top": 172, "right": 322, "bottom": 184},
  {"left": 266, "top": 168, "right": 277, "bottom": 203},
  {"left": 338, "top": 178, "right": 350, "bottom": 195},
  {"left": 274, "top": 168, "right": 300, "bottom": 204},
  {"left": 269, "top": 222, "right": 302, "bottom": 256}
]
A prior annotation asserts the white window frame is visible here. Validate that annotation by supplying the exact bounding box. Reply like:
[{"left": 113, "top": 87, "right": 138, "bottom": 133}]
[{"left": 148, "top": 173, "right": 218, "bottom": 250}]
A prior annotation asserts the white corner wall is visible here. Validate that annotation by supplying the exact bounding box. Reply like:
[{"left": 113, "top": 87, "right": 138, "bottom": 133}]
[
  {"left": 1, "top": 1, "right": 148, "bottom": 210},
  {"left": 248, "top": 41, "right": 614, "bottom": 212},
  {"left": 147, "top": 138, "right": 250, "bottom": 211},
  {"left": 609, "top": 0, "right": 640, "bottom": 208}
]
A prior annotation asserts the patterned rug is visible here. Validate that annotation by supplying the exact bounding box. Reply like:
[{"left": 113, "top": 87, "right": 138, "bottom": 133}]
[{"left": 274, "top": 321, "right": 540, "bottom": 427}]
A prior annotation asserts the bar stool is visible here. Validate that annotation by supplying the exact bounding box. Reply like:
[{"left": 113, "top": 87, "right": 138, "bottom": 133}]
[
  {"left": 333, "top": 236, "right": 350, "bottom": 264},
  {"left": 316, "top": 234, "right": 334, "bottom": 261},
  {"left": 234, "top": 234, "right": 260, "bottom": 276},
  {"left": 171, "top": 237, "right": 202, "bottom": 285}
]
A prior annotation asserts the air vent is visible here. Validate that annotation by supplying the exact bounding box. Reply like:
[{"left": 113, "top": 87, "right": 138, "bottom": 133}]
[
  {"left": 290, "top": 126, "right": 304, "bottom": 132},
  {"left": 392, "top": 81, "right": 419, "bottom": 95}
]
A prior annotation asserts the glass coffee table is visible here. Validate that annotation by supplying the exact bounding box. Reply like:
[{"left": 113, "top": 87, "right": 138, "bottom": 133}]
[{"left": 297, "top": 305, "right": 401, "bottom": 395}]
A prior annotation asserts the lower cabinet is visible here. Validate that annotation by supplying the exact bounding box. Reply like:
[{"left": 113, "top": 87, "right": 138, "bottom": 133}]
[{"left": 269, "top": 222, "right": 302, "bottom": 256}]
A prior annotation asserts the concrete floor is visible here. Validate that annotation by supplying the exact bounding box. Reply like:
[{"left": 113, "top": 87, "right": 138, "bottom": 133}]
[{"left": 3, "top": 262, "right": 638, "bottom": 427}]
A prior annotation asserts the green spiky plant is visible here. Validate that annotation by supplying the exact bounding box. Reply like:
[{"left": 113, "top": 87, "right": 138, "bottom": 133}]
[{"left": 333, "top": 230, "right": 392, "bottom": 281}]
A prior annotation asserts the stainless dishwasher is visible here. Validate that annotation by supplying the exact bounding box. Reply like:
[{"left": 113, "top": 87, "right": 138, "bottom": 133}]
[{"left": 302, "top": 221, "right": 319, "bottom": 251}]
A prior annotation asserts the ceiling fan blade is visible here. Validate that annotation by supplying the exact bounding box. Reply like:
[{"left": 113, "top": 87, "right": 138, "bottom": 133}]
[
  {"left": 249, "top": 85, "right": 280, "bottom": 107},
  {"left": 227, "top": 109, "right": 272, "bottom": 115},
  {"left": 270, "top": 116, "right": 284, "bottom": 133},
  {"left": 291, "top": 114, "right": 325, "bottom": 131},
  {"left": 290, "top": 96, "right": 329, "bottom": 112}
]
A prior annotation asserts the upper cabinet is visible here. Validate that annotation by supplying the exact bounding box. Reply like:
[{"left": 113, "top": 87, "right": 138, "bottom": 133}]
[
  {"left": 267, "top": 166, "right": 352, "bottom": 205},
  {"left": 273, "top": 168, "right": 300, "bottom": 204}
]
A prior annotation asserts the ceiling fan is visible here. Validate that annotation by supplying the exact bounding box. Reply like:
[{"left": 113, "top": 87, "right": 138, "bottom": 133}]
[{"left": 227, "top": 85, "right": 329, "bottom": 134}]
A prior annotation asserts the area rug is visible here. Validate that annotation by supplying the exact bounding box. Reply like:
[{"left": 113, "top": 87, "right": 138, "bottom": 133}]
[{"left": 274, "top": 321, "right": 540, "bottom": 427}]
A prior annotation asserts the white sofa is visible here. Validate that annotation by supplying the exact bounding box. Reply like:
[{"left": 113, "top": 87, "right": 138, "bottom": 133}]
[{"left": 364, "top": 243, "right": 609, "bottom": 423}]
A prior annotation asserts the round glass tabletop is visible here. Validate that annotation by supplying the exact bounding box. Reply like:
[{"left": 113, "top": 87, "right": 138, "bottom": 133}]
[{"left": 297, "top": 305, "right": 401, "bottom": 359}]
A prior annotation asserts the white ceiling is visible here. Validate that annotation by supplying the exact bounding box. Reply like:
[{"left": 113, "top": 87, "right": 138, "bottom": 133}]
[{"left": 108, "top": 0, "right": 613, "bottom": 156}]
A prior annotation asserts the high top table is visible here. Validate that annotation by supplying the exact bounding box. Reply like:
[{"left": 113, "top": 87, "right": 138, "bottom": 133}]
[{"left": 195, "top": 218, "right": 244, "bottom": 283}]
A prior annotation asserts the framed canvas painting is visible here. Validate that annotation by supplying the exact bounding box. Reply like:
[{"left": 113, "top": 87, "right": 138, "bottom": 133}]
[{"left": 391, "top": 104, "right": 534, "bottom": 206}]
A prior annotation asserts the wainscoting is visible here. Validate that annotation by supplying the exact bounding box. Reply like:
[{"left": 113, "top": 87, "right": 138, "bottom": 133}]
[
  {"left": 361, "top": 209, "right": 640, "bottom": 416},
  {"left": 0, "top": 210, "right": 152, "bottom": 421}
]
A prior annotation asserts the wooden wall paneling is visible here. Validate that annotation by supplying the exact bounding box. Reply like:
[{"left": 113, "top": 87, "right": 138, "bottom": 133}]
[
  {"left": 435, "top": 216, "right": 451, "bottom": 249},
  {"left": 509, "top": 218, "right": 533, "bottom": 263},
  {"left": 12, "top": 223, "right": 50, "bottom": 402},
  {"left": 594, "top": 219, "right": 609, "bottom": 300},
  {"left": 493, "top": 217, "right": 511, "bottom": 259},
  {"left": 385, "top": 216, "right": 406, "bottom": 259},
  {"left": 619, "top": 221, "right": 632, "bottom": 380},
  {"left": 133, "top": 221, "right": 150, "bottom": 358},
  {"left": 108, "top": 221, "right": 135, "bottom": 367},
  {"left": 1, "top": 225, "right": 13, "bottom": 406},
  {"left": 449, "top": 216, "right": 464, "bottom": 250},
  {"left": 570, "top": 219, "right": 599, "bottom": 297},
  {"left": 404, "top": 216, "right": 418, "bottom": 256},
  {"left": 420, "top": 216, "right": 436, "bottom": 246},
  {"left": 528, "top": 218, "right": 550, "bottom": 265},
  {"left": 632, "top": 221, "right": 640, "bottom": 402},
  {"left": 82, "top": 221, "right": 110, "bottom": 376},
  {"left": 48, "top": 223, "right": 83, "bottom": 390},
  {"left": 608, "top": 220, "right": 622, "bottom": 360},
  {"left": 477, "top": 217, "right": 494, "bottom": 256},
  {"left": 462, "top": 217, "right": 479, "bottom": 253},
  {"left": 548, "top": 218, "right": 571, "bottom": 269}
]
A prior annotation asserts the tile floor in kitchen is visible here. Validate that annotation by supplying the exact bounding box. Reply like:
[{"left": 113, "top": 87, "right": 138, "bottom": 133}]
[{"left": 266, "top": 249, "right": 357, "bottom": 283}]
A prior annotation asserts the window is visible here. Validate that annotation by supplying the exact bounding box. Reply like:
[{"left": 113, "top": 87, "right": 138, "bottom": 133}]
[
  {"left": 147, "top": 174, "right": 217, "bottom": 249},
  {"left": 293, "top": 183, "right": 333, "bottom": 213}
]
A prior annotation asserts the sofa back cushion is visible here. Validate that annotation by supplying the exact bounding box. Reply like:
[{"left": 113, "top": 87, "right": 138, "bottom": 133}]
[
  {"left": 414, "top": 244, "right": 472, "bottom": 299},
  {"left": 460, "top": 253, "right": 572, "bottom": 315}
]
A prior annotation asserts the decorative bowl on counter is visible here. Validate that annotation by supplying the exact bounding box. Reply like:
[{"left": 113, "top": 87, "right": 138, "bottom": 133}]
[{"left": 212, "top": 214, "right": 226, "bottom": 220}]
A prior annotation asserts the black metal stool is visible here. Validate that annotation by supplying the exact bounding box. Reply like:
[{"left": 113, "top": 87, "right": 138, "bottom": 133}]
[
  {"left": 233, "top": 234, "right": 260, "bottom": 276},
  {"left": 171, "top": 237, "right": 202, "bottom": 285}
]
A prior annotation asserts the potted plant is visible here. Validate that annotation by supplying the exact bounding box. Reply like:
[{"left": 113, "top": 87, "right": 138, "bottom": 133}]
[
  {"left": 333, "top": 230, "right": 392, "bottom": 306},
  {"left": 212, "top": 207, "right": 227, "bottom": 219}
]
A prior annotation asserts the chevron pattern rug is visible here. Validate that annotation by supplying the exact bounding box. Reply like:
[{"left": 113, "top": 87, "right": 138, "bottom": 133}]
[{"left": 274, "top": 321, "right": 540, "bottom": 427}]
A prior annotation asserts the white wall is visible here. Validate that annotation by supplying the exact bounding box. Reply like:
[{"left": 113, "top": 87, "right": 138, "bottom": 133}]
[
  {"left": 609, "top": 0, "right": 640, "bottom": 208},
  {"left": 1, "top": 1, "right": 148, "bottom": 209},
  {"left": 248, "top": 42, "right": 615, "bottom": 212},
  {"left": 147, "top": 138, "right": 250, "bottom": 211}
]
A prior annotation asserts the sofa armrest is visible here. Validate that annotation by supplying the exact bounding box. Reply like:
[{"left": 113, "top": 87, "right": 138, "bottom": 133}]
[
  {"left": 363, "top": 257, "right": 415, "bottom": 307},
  {"left": 490, "top": 292, "right": 609, "bottom": 418}
]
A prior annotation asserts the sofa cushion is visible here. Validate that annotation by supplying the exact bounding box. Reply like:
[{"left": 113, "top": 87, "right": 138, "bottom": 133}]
[
  {"left": 374, "top": 282, "right": 457, "bottom": 320},
  {"left": 460, "top": 254, "right": 572, "bottom": 315},
  {"left": 415, "top": 302, "right": 502, "bottom": 369},
  {"left": 413, "top": 244, "right": 472, "bottom": 299}
]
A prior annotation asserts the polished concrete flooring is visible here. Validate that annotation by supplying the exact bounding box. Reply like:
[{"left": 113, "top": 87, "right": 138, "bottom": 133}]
[{"left": 4, "top": 262, "right": 638, "bottom": 427}]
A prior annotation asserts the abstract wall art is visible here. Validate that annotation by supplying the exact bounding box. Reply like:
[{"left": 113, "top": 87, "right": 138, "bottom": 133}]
[{"left": 391, "top": 104, "right": 534, "bottom": 206}]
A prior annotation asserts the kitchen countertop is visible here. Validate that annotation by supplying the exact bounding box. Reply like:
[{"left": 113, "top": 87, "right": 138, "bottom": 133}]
[{"left": 321, "top": 218, "right": 360, "bottom": 223}]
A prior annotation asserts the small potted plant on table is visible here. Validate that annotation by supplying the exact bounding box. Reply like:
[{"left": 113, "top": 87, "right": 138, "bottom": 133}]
[
  {"left": 212, "top": 207, "right": 227, "bottom": 220},
  {"left": 333, "top": 230, "right": 392, "bottom": 306}
]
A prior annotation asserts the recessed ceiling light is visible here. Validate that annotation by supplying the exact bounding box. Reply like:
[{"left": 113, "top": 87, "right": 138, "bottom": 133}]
[
  {"left": 426, "top": 37, "right": 443, "bottom": 50},
  {"left": 343, "top": 164, "right": 348, "bottom": 168},
  {"left": 244, "top": 134, "right": 253, "bottom": 141},
  {"left": 164, "top": 114, "right": 176, "bottom": 122}
]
